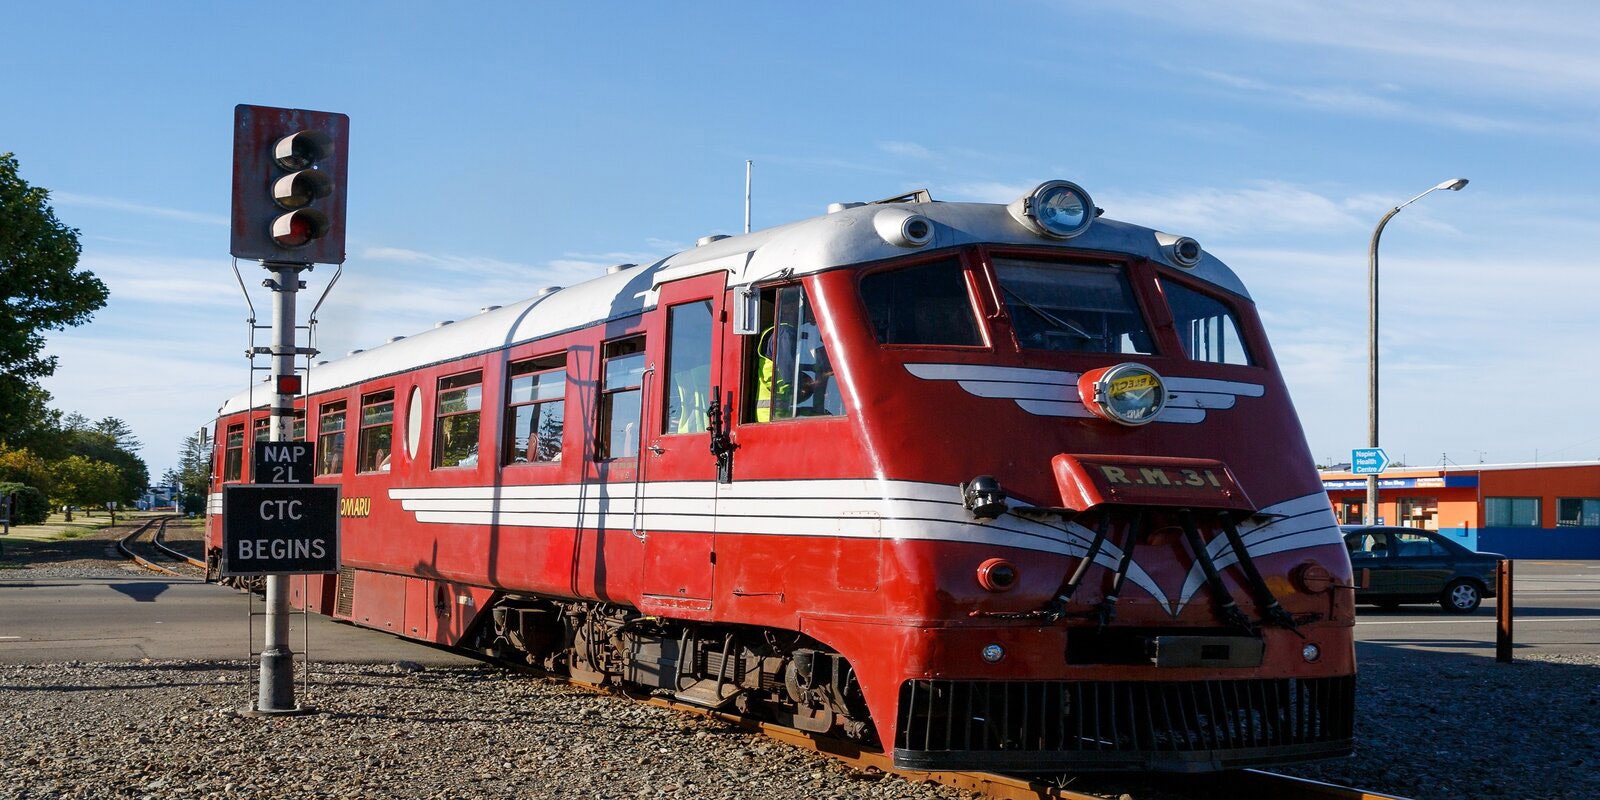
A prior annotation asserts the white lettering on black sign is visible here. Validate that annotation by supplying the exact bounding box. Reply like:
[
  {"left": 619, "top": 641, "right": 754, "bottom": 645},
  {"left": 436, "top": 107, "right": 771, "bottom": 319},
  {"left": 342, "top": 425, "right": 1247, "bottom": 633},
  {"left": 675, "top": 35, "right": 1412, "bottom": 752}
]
[
  {"left": 253, "top": 442, "right": 315, "bottom": 485},
  {"left": 221, "top": 484, "right": 340, "bottom": 576}
]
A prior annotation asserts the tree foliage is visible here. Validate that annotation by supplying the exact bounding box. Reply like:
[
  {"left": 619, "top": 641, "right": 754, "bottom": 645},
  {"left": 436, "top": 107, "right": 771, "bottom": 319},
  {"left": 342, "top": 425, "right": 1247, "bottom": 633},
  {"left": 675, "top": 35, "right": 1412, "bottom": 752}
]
[
  {"left": 49, "top": 454, "right": 121, "bottom": 515},
  {"left": 167, "top": 432, "right": 211, "bottom": 514},
  {"left": 0, "top": 152, "right": 108, "bottom": 405}
]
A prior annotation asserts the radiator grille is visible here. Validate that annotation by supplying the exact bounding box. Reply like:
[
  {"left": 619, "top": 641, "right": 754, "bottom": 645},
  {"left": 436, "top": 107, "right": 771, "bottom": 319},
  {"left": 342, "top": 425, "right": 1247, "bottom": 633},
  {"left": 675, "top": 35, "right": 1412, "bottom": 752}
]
[
  {"left": 335, "top": 567, "right": 356, "bottom": 617},
  {"left": 895, "top": 675, "right": 1354, "bottom": 771}
]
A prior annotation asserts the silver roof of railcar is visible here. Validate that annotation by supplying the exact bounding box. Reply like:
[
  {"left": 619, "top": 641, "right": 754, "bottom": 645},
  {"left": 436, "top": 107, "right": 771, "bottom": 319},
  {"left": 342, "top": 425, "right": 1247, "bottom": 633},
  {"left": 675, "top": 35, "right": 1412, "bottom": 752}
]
[{"left": 220, "top": 196, "right": 1247, "bottom": 415}]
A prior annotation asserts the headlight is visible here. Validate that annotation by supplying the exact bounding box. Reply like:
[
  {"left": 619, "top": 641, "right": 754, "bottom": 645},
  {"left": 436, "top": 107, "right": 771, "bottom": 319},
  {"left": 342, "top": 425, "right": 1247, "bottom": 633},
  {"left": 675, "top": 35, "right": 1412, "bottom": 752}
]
[
  {"left": 1078, "top": 363, "right": 1167, "bottom": 426},
  {"left": 1008, "top": 180, "right": 1095, "bottom": 240},
  {"left": 1302, "top": 643, "right": 1322, "bottom": 663},
  {"left": 981, "top": 644, "right": 1006, "bottom": 663}
]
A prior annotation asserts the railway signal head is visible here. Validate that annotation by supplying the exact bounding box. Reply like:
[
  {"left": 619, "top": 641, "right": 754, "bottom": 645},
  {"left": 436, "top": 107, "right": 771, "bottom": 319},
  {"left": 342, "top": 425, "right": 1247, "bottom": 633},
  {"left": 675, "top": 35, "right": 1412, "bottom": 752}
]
[{"left": 231, "top": 104, "right": 349, "bottom": 264}]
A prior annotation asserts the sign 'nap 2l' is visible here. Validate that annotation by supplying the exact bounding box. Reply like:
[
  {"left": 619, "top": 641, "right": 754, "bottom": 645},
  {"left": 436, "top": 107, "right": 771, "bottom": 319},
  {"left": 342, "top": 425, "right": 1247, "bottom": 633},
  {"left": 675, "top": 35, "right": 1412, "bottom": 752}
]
[{"left": 221, "top": 480, "right": 341, "bottom": 577}]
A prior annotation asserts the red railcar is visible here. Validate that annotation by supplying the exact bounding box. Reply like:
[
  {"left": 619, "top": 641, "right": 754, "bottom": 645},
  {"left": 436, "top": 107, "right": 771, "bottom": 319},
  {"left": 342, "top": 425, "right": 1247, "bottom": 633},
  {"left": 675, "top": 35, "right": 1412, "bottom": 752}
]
[{"left": 208, "top": 181, "right": 1354, "bottom": 772}]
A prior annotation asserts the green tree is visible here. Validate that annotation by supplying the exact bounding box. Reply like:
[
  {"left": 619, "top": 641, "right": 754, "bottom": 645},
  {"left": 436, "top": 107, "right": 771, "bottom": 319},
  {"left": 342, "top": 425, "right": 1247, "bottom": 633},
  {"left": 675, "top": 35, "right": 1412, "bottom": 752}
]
[
  {"left": 49, "top": 454, "right": 121, "bottom": 521},
  {"left": 0, "top": 152, "right": 109, "bottom": 437},
  {"left": 0, "top": 443, "right": 54, "bottom": 497},
  {"left": 167, "top": 432, "right": 211, "bottom": 514},
  {"left": 60, "top": 415, "right": 147, "bottom": 506}
]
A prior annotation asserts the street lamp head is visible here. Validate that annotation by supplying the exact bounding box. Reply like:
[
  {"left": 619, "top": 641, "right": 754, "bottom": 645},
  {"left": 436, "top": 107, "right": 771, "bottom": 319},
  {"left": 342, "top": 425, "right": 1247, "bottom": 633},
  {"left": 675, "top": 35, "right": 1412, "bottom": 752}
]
[{"left": 1436, "top": 178, "right": 1469, "bottom": 191}]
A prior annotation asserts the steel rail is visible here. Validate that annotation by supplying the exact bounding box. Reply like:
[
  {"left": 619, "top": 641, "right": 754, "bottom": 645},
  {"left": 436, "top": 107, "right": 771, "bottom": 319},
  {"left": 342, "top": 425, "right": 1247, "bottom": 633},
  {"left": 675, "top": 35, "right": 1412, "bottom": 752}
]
[
  {"left": 150, "top": 518, "right": 207, "bottom": 569},
  {"left": 116, "top": 518, "right": 181, "bottom": 576}
]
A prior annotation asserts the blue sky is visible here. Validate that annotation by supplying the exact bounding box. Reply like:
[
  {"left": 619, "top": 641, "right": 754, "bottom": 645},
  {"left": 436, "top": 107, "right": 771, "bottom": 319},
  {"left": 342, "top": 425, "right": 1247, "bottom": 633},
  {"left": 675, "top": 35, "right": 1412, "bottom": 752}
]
[{"left": 5, "top": 1, "right": 1598, "bottom": 479}]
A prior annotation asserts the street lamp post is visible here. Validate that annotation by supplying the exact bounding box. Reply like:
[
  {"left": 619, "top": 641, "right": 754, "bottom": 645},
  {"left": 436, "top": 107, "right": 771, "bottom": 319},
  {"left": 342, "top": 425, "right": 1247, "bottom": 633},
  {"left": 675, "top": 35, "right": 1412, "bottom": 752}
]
[{"left": 1367, "top": 178, "right": 1469, "bottom": 525}]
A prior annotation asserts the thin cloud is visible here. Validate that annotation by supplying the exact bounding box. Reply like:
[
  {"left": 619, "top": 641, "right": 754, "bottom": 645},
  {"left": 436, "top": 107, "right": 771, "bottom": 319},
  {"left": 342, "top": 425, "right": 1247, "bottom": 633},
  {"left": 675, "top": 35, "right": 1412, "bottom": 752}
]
[
  {"left": 52, "top": 192, "right": 228, "bottom": 226},
  {"left": 876, "top": 140, "right": 934, "bottom": 159}
]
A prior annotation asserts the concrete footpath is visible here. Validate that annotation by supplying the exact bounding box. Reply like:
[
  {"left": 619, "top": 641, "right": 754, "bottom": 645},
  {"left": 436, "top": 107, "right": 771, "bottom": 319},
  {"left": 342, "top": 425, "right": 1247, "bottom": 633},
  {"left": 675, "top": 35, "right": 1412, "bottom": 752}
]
[{"left": 0, "top": 571, "right": 476, "bottom": 666}]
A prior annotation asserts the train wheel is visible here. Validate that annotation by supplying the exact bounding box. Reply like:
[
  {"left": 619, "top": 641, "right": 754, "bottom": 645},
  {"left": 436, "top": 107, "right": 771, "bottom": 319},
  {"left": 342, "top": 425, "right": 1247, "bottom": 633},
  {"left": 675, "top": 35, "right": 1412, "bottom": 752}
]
[{"left": 1440, "top": 580, "right": 1482, "bottom": 613}]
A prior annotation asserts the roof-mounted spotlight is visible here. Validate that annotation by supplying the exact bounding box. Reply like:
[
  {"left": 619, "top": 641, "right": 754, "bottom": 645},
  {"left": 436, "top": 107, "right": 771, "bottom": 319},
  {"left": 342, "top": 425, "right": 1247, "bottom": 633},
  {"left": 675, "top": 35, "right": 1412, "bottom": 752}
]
[{"left": 1008, "top": 180, "right": 1095, "bottom": 240}]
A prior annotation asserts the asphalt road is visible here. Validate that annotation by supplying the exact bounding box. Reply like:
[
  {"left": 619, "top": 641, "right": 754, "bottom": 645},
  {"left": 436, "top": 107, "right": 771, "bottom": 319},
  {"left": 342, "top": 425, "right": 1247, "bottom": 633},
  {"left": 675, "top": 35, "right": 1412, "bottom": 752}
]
[
  {"left": 0, "top": 571, "right": 475, "bottom": 666},
  {"left": 1353, "top": 559, "right": 1600, "bottom": 659}
]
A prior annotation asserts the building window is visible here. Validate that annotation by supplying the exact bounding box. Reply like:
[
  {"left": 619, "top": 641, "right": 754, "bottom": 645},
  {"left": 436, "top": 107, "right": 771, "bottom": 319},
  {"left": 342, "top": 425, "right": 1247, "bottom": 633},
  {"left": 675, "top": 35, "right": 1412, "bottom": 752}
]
[
  {"left": 665, "top": 302, "right": 714, "bottom": 435},
  {"left": 993, "top": 258, "right": 1155, "bottom": 354},
  {"left": 506, "top": 355, "right": 565, "bottom": 464},
  {"left": 746, "top": 285, "right": 843, "bottom": 422},
  {"left": 596, "top": 338, "right": 646, "bottom": 460},
  {"left": 1557, "top": 498, "right": 1600, "bottom": 528},
  {"left": 860, "top": 258, "right": 983, "bottom": 346},
  {"left": 1485, "top": 496, "right": 1540, "bottom": 527},
  {"left": 317, "top": 401, "right": 346, "bottom": 475},
  {"left": 223, "top": 423, "right": 244, "bottom": 482},
  {"left": 1161, "top": 279, "right": 1253, "bottom": 366},
  {"left": 434, "top": 371, "right": 483, "bottom": 468},
  {"left": 358, "top": 390, "right": 395, "bottom": 473},
  {"left": 1396, "top": 496, "right": 1438, "bottom": 530}
]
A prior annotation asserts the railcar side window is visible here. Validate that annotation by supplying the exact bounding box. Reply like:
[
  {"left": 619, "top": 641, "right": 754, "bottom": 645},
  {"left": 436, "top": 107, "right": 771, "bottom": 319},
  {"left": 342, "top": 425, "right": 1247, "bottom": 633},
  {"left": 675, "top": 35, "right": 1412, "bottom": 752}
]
[
  {"left": 859, "top": 259, "right": 983, "bottom": 346},
  {"left": 1161, "top": 279, "right": 1253, "bottom": 366},
  {"left": 505, "top": 355, "right": 566, "bottom": 464},
  {"left": 358, "top": 390, "right": 395, "bottom": 473},
  {"left": 223, "top": 423, "right": 244, "bottom": 482},
  {"left": 992, "top": 258, "right": 1155, "bottom": 354},
  {"left": 434, "top": 371, "right": 483, "bottom": 468},
  {"left": 596, "top": 338, "right": 646, "bottom": 460},
  {"left": 665, "top": 301, "right": 714, "bottom": 435},
  {"left": 316, "top": 402, "right": 346, "bottom": 475},
  {"left": 745, "top": 285, "right": 843, "bottom": 422}
]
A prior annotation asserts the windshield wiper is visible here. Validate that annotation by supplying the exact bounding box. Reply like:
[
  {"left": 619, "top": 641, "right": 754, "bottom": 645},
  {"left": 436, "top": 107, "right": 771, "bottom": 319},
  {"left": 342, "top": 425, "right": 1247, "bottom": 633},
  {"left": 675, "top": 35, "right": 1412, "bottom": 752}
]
[{"left": 1000, "top": 286, "right": 1094, "bottom": 340}]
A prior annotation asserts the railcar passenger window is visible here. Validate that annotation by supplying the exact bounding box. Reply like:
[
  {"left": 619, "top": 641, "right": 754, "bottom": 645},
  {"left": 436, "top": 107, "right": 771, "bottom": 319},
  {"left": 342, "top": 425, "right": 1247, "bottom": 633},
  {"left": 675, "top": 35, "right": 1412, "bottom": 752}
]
[
  {"left": 992, "top": 258, "right": 1155, "bottom": 354},
  {"left": 745, "top": 285, "right": 843, "bottom": 422},
  {"left": 434, "top": 371, "right": 484, "bottom": 468},
  {"left": 506, "top": 355, "right": 566, "bottom": 464},
  {"left": 223, "top": 423, "right": 244, "bottom": 482},
  {"left": 665, "top": 301, "right": 714, "bottom": 435},
  {"left": 1161, "top": 279, "right": 1253, "bottom": 366},
  {"left": 859, "top": 259, "right": 983, "bottom": 346},
  {"left": 316, "top": 402, "right": 346, "bottom": 475},
  {"left": 596, "top": 338, "right": 646, "bottom": 460},
  {"left": 357, "top": 390, "right": 395, "bottom": 473}
]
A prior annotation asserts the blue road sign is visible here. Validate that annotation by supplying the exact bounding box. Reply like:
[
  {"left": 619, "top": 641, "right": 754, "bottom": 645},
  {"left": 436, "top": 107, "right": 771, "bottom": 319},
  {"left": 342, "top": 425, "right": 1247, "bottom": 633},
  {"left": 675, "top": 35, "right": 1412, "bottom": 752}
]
[{"left": 1351, "top": 447, "right": 1390, "bottom": 475}]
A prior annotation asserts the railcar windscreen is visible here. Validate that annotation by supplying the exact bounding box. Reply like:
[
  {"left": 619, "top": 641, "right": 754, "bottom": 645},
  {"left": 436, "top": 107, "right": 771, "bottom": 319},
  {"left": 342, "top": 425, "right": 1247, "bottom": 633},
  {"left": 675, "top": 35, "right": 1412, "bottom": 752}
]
[
  {"left": 860, "top": 258, "right": 983, "bottom": 346},
  {"left": 992, "top": 258, "right": 1155, "bottom": 354},
  {"left": 1161, "top": 278, "right": 1254, "bottom": 366}
]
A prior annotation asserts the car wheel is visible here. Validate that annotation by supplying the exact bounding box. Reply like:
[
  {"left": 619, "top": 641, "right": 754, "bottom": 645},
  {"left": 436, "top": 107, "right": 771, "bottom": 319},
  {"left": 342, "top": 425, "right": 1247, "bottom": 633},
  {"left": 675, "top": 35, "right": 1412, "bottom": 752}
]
[{"left": 1441, "top": 580, "right": 1482, "bottom": 613}]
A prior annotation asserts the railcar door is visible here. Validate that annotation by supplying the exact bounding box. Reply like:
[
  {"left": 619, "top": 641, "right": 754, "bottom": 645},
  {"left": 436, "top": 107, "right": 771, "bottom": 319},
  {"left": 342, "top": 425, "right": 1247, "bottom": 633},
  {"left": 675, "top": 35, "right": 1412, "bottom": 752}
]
[{"left": 636, "top": 271, "right": 727, "bottom": 611}]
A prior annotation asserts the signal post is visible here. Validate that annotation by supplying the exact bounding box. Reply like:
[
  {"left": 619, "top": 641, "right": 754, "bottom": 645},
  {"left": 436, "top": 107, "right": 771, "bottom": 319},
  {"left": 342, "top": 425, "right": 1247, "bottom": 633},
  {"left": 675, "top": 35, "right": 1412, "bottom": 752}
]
[{"left": 227, "top": 104, "right": 349, "bottom": 715}]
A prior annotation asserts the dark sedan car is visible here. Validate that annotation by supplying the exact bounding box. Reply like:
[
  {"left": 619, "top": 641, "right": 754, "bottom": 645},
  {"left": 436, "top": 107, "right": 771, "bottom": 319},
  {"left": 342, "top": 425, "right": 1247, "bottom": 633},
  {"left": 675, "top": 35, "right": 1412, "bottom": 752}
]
[{"left": 1341, "top": 525, "right": 1505, "bottom": 613}]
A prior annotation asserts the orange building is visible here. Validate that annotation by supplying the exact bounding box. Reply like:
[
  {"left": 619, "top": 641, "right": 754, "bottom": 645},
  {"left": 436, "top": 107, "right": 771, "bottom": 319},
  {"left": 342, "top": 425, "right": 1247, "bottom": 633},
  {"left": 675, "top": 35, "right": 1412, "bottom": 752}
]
[{"left": 1322, "top": 461, "right": 1600, "bottom": 558}]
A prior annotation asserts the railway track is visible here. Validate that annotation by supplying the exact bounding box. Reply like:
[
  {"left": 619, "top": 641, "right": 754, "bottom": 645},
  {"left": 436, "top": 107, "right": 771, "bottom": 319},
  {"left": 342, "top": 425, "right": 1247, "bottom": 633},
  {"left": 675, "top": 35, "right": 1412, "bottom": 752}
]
[{"left": 116, "top": 516, "right": 205, "bottom": 577}]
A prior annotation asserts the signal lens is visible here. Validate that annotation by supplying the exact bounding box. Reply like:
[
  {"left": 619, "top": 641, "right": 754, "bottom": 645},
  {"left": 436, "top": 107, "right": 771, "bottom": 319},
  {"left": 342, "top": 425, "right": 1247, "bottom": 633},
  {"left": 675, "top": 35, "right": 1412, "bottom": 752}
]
[
  {"left": 271, "top": 209, "right": 330, "bottom": 248},
  {"left": 273, "top": 130, "right": 335, "bottom": 171},
  {"left": 273, "top": 170, "right": 333, "bottom": 210}
]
